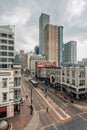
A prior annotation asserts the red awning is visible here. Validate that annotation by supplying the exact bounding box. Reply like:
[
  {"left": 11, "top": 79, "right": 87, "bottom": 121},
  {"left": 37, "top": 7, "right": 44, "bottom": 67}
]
[{"left": 0, "top": 107, "right": 7, "bottom": 112}]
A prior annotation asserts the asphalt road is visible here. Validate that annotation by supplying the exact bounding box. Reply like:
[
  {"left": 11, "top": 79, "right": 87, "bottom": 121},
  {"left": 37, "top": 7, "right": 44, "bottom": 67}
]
[
  {"left": 56, "top": 113, "right": 87, "bottom": 130},
  {"left": 22, "top": 76, "right": 87, "bottom": 130},
  {"left": 21, "top": 76, "right": 42, "bottom": 111},
  {"left": 37, "top": 80, "right": 83, "bottom": 117}
]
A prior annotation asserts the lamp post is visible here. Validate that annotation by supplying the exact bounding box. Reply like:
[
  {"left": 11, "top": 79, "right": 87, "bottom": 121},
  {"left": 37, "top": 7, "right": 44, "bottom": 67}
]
[
  {"left": 31, "top": 88, "right": 32, "bottom": 105},
  {"left": 30, "top": 88, "right": 33, "bottom": 114}
]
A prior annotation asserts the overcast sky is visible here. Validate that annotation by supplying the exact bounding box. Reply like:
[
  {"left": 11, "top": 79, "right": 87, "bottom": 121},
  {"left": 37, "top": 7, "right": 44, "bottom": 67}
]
[{"left": 0, "top": 0, "right": 87, "bottom": 60}]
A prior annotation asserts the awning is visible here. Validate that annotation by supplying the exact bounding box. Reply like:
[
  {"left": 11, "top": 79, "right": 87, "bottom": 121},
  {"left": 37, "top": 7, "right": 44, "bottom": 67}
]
[{"left": 0, "top": 107, "right": 7, "bottom": 112}]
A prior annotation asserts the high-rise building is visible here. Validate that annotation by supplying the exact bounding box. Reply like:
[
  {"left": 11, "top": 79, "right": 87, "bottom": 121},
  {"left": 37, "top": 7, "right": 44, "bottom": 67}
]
[
  {"left": 63, "top": 41, "right": 77, "bottom": 63},
  {"left": 0, "top": 25, "right": 14, "bottom": 68},
  {"left": 43, "top": 24, "right": 63, "bottom": 66},
  {"left": 20, "top": 50, "right": 24, "bottom": 55},
  {"left": 34, "top": 45, "right": 39, "bottom": 54},
  {"left": 43, "top": 24, "right": 58, "bottom": 65},
  {"left": 39, "top": 13, "right": 50, "bottom": 54},
  {"left": 58, "top": 26, "right": 63, "bottom": 66}
]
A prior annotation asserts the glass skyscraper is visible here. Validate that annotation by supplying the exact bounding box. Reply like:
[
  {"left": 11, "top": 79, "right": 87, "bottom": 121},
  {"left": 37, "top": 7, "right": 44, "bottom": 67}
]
[
  {"left": 63, "top": 41, "right": 77, "bottom": 63},
  {"left": 39, "top": 13, "right": 50, "bottom": 55},
  {"left": 58, "top": 26, "right": 63, "bottom": 66}
]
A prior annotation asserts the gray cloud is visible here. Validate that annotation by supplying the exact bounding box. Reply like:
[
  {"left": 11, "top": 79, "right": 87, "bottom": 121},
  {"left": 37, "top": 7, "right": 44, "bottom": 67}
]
[{"left": 0, "top": 0, "right": 87, "bottom": 60}]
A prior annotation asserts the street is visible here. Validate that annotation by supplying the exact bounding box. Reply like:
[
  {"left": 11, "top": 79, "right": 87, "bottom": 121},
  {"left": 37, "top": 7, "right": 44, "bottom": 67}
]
[{"left": 22, "top": 75, "right": 87, "bottom": 130}]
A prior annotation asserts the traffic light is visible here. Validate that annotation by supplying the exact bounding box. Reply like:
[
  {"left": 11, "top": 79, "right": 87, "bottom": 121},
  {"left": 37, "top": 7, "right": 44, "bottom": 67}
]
[{"left": 29, "top": 105, "right": 33, "bottom": 115}]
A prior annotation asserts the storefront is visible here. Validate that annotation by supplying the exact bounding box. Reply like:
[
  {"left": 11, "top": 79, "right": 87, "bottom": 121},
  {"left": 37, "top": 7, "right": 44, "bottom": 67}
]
[
  {"left": 62, "top": 84, "right": 70, "bottom": 93},
  {"left": 0, "top": 106, "right": 7, "bottom": 119},
  {"left": 14, "top": 104, "right": 20, "bottom": 114}
]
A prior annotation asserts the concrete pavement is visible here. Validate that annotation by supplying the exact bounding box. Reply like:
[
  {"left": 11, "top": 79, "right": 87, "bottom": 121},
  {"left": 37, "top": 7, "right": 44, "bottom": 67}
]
[{"left": 24, "top": 111, "right": 39, "bottom": 130}]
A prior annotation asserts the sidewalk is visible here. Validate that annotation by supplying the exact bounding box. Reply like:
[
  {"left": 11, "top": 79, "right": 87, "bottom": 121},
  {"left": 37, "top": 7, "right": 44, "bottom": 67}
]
[
  {"left": 8, "top": 86, "right": 32, "bottom": 130},
  {"left": 24, "top": 111, "right": 39, "bottom": 130}
]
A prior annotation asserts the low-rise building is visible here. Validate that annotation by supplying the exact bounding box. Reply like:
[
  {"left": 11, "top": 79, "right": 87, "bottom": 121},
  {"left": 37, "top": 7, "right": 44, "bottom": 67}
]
[
  {"left": 30, "top": 55, "right": 46, "bottom": 77},
  {"left": 0, "top": 55, "right": 21, "bottom": 120},
  {"left": 36, "top": 66, "right": 87, "bottom": 99}
]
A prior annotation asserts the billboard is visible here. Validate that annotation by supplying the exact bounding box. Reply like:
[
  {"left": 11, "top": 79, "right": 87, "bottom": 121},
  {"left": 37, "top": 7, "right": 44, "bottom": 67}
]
[{"left": 37, "top": 61, "right": 57, "bottom": 67}]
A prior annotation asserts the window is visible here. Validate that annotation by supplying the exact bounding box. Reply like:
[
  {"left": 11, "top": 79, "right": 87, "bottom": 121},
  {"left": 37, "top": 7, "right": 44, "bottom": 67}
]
[
  {"left": 0, "top": 58, "right": 2, "bottom": 62},
  {"left": 14, "top": 78, "right": 21, "bottom": 86},
  {"left": 79, "top": 88, "right": 85, "bottom": 91},
  {"left": 79, "top": 71, "right": 85, "bottom": 78},
  {"left": 1, "top": 46, "right": 7, "bottom": 50},
  {"left": 67, "top": 70, "right": 69, "bottom": 76},
  {"left": 14, "top": 90, "right": 19, "bottom": 99},
  {"left": 2, "top": 52, "right": 7, "bottom": 56},
  {"left": 2, "top": 64, "right": 7, "bottom": 68},
  {"left": 8, "top": 34, "right": 13, "bottom": 38},
  {"left": 72, "top": 79, "right": 75, "bottom": 85},
  {"left": 72, "top": 70, "right": 75, "bottom": 78},
  {"left": 8, "top": 46, "right": 14, "bottom": 50},
  {"left": 2, "top": 58, "right": 7, "bottom": 62},
  {"left": 8, "top": 58, "right": 13, "bottom": 62},
  {"left": 79, "top": 80, "right": 85, "bottom": 86},
  {"left": 15, "top": 71, "right": 18, "bottom": 74},
  {"left": 67, "top": 78, "right": 69, "bottom": 83},
  {"left": 8, "top": 52, "right": 14, "bottom": 56},
  {"left": 62, "top": 72, "right": 65, "bottom": 75},
  {"left": 2, "top": 40, "right": 7, "bottom": 44},
  {"left": 2, "top": 93, "right": 7, "bottom": 102},
  {"left": 62, "top": 77, "right": 65, "bottom": 82},
  {"left": 2, "top": 33, "right": 7, "bottom": 37},
  {"left": 2, "top": 78, "right": 7, "bottom": 87},
  {"left": 9, "top": 40, "right": 14, "bottom": 45}
]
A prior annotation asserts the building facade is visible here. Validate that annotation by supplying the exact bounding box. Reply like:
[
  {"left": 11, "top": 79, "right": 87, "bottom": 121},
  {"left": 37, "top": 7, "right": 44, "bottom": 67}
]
[
  {"left": 34, "top": 45, "right": 39, "bottom": 55},
  {"left": 63, "top": 41, "right": 77, "bottom": 64},
  {"left": 21, "top": 53, "right": 28, "bottom": 69},
  {"left": 82, "top": 58, "right": 87, "bottom": 66},
  {"left": 0, "top": 25, "right": 14, "bottom": 68},
  {"left": 0, "top": 63, "right": 21, "bottom": 119},
  {"left": 29, "top": 55, "right": 46, "bottom": 77},
  {"left": 43, "top": 24, "right": 63, "bottom": 66},
  {"left": 39, "top": 13, "right": 50, "bottom": 54},
  {"left": 58, "top": 26, "right": 63, "bottom": 66},
  {"left": 43, "top": 24, "right": 58, "bottom": 65},
  {"left": 36, "top": 66, "right": 87, "bottom": 99},
  {"left": 27, "top": 52, "right": 35, "bottom": 71}
]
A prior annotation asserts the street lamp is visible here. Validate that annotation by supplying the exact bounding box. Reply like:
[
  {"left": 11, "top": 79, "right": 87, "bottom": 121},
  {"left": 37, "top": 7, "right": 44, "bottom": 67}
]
[
  {"left": 31, "top": 88, "right": 32, "bottom": 105},
  {"left": 30, "top": 88, "right": 33, "bottom": 114}
]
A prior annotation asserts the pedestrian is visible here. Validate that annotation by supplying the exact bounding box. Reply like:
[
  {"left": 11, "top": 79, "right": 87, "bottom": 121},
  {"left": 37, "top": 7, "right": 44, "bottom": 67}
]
[{"left": 46, "top": 107, "right": 48, "bottom": 112}]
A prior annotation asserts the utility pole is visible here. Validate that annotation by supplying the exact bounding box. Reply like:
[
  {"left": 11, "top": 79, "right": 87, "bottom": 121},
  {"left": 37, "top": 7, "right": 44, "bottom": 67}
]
[
  {"left": 30, "top": 88, "right": 33, "bottom": 115},
  {"left": 31, "top": 88, "right": 32, "bottom": 105}
]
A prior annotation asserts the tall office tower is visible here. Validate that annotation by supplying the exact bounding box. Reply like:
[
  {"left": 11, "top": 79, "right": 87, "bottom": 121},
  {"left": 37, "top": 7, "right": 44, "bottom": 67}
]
[
  {"left": 58, "top": 26, "right": 63, "bottom": 66},
  {"left": 63, "top": 41, "right": 77, "bottom": 63},
  {"left": 43, "top": 24, "right": 58, "bottom": 65},
  {"left": 34, "top": 45, "right": 39, "bottom": 54},
  {"left": 20, "top": 50, "right": 24, "bottom": 55},
  {"left": 0, "top": 25, "right": 14, "bottom": 68},
  {"left": 39, "top": 13, "right": 50, "bottom": 54}
]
